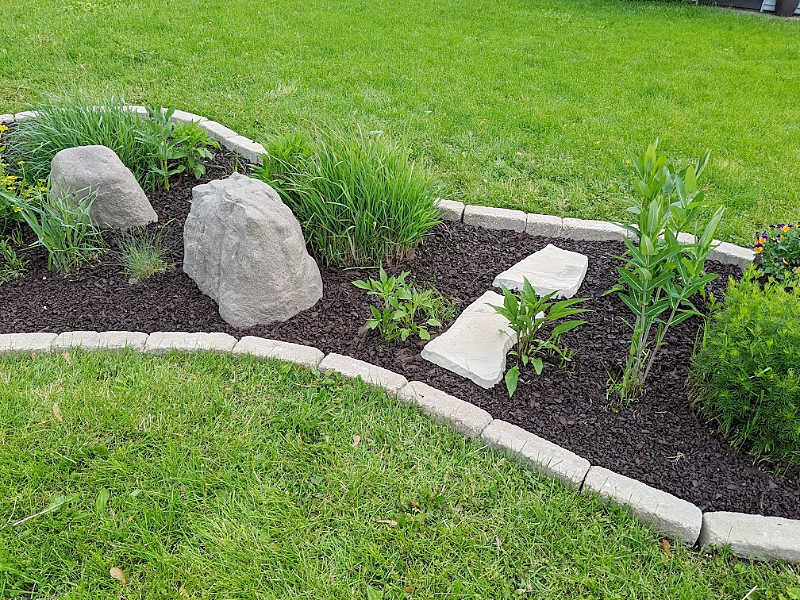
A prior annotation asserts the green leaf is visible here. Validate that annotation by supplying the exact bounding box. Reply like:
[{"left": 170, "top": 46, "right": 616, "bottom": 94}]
[
  {"left": 95, "top": 488, "right": 110, "bottom": 515},
  {"left": 504, "top": 366, "right": 519, "bottom": 398},
  {"left": 418, "top": 327, "right": 430, "bottom": 340},
  {"left": 532, "top": 358, "right": 544, "bottom": 375},
  {"left": 551, "top": 319, "right": 587, "bottom": 337}
]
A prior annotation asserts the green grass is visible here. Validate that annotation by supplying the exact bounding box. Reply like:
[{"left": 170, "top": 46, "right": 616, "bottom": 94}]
[
  {"left": 2, "top": 0, "right": 799, "bottom": 244},
  {"left": 0, "top": 351, "right": 798, "bottom": 598}
]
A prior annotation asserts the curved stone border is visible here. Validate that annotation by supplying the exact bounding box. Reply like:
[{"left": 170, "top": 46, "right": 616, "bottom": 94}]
[
  {"left": 3, "top": 106, "right": 782, "bottom": 561},
  {"left": 1, "top": 330, "right": 797, "bottom": 563}
]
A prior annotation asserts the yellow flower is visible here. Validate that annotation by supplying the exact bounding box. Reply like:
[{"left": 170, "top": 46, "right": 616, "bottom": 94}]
[{"left": 0, "top": 124, "right": 8, "bottom": 133}]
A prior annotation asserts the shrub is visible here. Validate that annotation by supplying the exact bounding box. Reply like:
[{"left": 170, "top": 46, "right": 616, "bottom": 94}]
[
  {"left": 611, "top": 140, "right": 724, "bottom": 402},
  {"left": 7, "top": 96, "right": 217, "bottom": 191},
  {"left": 352, "top": 268, "right": 454, "bottom": 342},
  {"left": 490, "top": 279, "right": 587, "bottom": 397},
  {"left": 116, "top": 227, "right": 172, "bottom": 283},
  {"left": 753, "top": 223, "right": 800, "bottom": 282},
  {"left": 4, "top": 188, "right": 104, "bottom": 274},
  {"left": 253, "top": 129, "right": 440, "bottom": 267},
  {"left": 691, "top": 272, "right": 800, "bottom": 466}
]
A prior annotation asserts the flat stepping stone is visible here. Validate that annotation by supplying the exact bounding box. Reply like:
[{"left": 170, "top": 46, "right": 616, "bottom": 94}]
[
  {"left": 421, "top": 291, "right": 516, "bottom": 389},
  {"left": 493, "top": 243, "right": 588, "bottom": 298}
]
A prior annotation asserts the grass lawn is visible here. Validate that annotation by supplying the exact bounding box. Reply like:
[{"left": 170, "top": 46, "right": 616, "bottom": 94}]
[
  {"left": 3, "top": 0, "right": 799, "bottom": 244},
  {"left": 0, "top": 350, "right": 798, "bottom": 598}
]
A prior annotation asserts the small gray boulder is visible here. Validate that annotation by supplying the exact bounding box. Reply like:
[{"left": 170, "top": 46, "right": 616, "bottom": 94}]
[
  {"left": 50, "top": 145, "right": 157, "bottom": 229},
  {"left": 184, "top": 172, "right": 322, "bottom": 327}
]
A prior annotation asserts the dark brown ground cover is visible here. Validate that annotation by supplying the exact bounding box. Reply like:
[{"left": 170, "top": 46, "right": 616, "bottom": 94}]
[{"left": 1, "top": 153, "right": 798, "bottom": 519}]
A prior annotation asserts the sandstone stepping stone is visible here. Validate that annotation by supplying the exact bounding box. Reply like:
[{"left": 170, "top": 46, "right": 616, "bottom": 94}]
[
  {"left": 493, "top": 243, "right": 588, "bottom": 298},
  {"left": 420, "top": 290, "right": 516, "bottom": 389}
]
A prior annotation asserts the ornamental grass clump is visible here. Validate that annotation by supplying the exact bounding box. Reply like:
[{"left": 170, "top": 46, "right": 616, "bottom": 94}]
[
  {"left": 7, "top": 96, "right": 217, "bottom": 191},
  {"left": 752, "top": 222, "right": 800, "bottom": 282},
  {"left": 116, "top": 227, "right": 172, "bottom": 283},
  {"left": 2, "top": 188, "right": 104, "bottom": 274},
  {"left": 691, "top": 271, "right": 800, "bottom": 467},
  {"left": 611, "top": 140, "right": 724, "bottom": 402},
  {"left": 253, "top": 129, "right": 440, "bottom": 267}
]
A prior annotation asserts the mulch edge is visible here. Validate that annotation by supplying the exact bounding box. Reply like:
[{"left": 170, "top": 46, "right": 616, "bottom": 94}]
[{"left": 1, "top": 329, "right": 798, "bottom": 563}]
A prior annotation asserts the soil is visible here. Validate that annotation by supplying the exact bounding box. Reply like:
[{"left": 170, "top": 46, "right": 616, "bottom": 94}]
[{"left": 1, "top": 152, "right": 798, "bottom": 519}]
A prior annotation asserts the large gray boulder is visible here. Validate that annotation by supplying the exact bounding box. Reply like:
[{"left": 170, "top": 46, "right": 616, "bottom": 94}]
[
  {"left": 184, "top": 172, "right": 322, "bottom": 327},
  {"left": 49, "top": 145, "right": 157, "bottom": 229}
]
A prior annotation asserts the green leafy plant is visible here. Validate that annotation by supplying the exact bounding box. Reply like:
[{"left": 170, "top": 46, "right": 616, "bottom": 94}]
[
  {"left": 610, "top": 140, "right": 725, "bottom": 402},
  {"left": 0, "top": 238, "right": 26, "bottom": 284},
  {"left": 352, "top": 268, "right": 454, "bottom": 342},
  {"left": 172, "top": 120, "right": 219, "bottom": 180},
  {"left": 490, "top": 279, "right": 587, "bottom": 397},
  {"left": 4, "top": 188, "right": 104, "bottom": 274},
  {"left": 753, "top": 223, "right": 800, "bottom": 282},
  {"left": 116, "top": 227, "right": 172, "bottom": 283},
  {"left": 253, "top": 128, "right": 440, "bottom": 267},
  {"left": 691, "top": 270, "right": 800, "bottom": 467},
  {"left": 138, "top": 105, "right": 185, "bottom": 190}
]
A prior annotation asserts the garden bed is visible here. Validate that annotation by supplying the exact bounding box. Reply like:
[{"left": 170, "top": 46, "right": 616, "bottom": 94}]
[{"left": 1, "top": 161, "right": 797, "bottom": 520}]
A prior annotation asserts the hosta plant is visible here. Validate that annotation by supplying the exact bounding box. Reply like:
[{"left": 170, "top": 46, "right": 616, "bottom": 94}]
[
  {"left": 491, "top": 279, "right": 587, "bottom": 397},
  {"left": 353, "top": 268, "right": 454, "bottom": 342},
  {"left": 611, "top": 140, "right": 724, "bottom": 402}
]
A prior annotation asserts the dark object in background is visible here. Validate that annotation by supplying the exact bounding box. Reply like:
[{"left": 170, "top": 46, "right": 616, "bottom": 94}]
[
  {"left": 699, "top": 0, "right": 763, "bottom": 10},
  {"left": 776, "top": 0, "right": 800, "bottom": 16}
]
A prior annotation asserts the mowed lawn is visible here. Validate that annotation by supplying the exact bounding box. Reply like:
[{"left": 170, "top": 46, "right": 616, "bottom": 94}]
[
  {"left": 2, "top": 0, "right": 799, "bottom": 244},
  {"left": 0, "top": 351, "right": 799, "bottom": 599}
]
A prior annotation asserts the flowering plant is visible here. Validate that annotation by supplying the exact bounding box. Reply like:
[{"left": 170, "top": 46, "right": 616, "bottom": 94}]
[{"left": 753, "top": 223, "right": 800, "bottom": 282}]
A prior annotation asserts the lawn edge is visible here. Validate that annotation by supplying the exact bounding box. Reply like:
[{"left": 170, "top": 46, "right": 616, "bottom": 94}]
[{"left": 2, "top": 329, "right": 796, "bottom": 563}]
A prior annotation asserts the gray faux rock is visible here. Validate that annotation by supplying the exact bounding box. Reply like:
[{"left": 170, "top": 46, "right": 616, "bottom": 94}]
[
  {"left": 184, "top": 173, "right": 322, "bottom": 328},
  {"left": 49, "top": 145, "right": 157, "bottom": 230}
]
